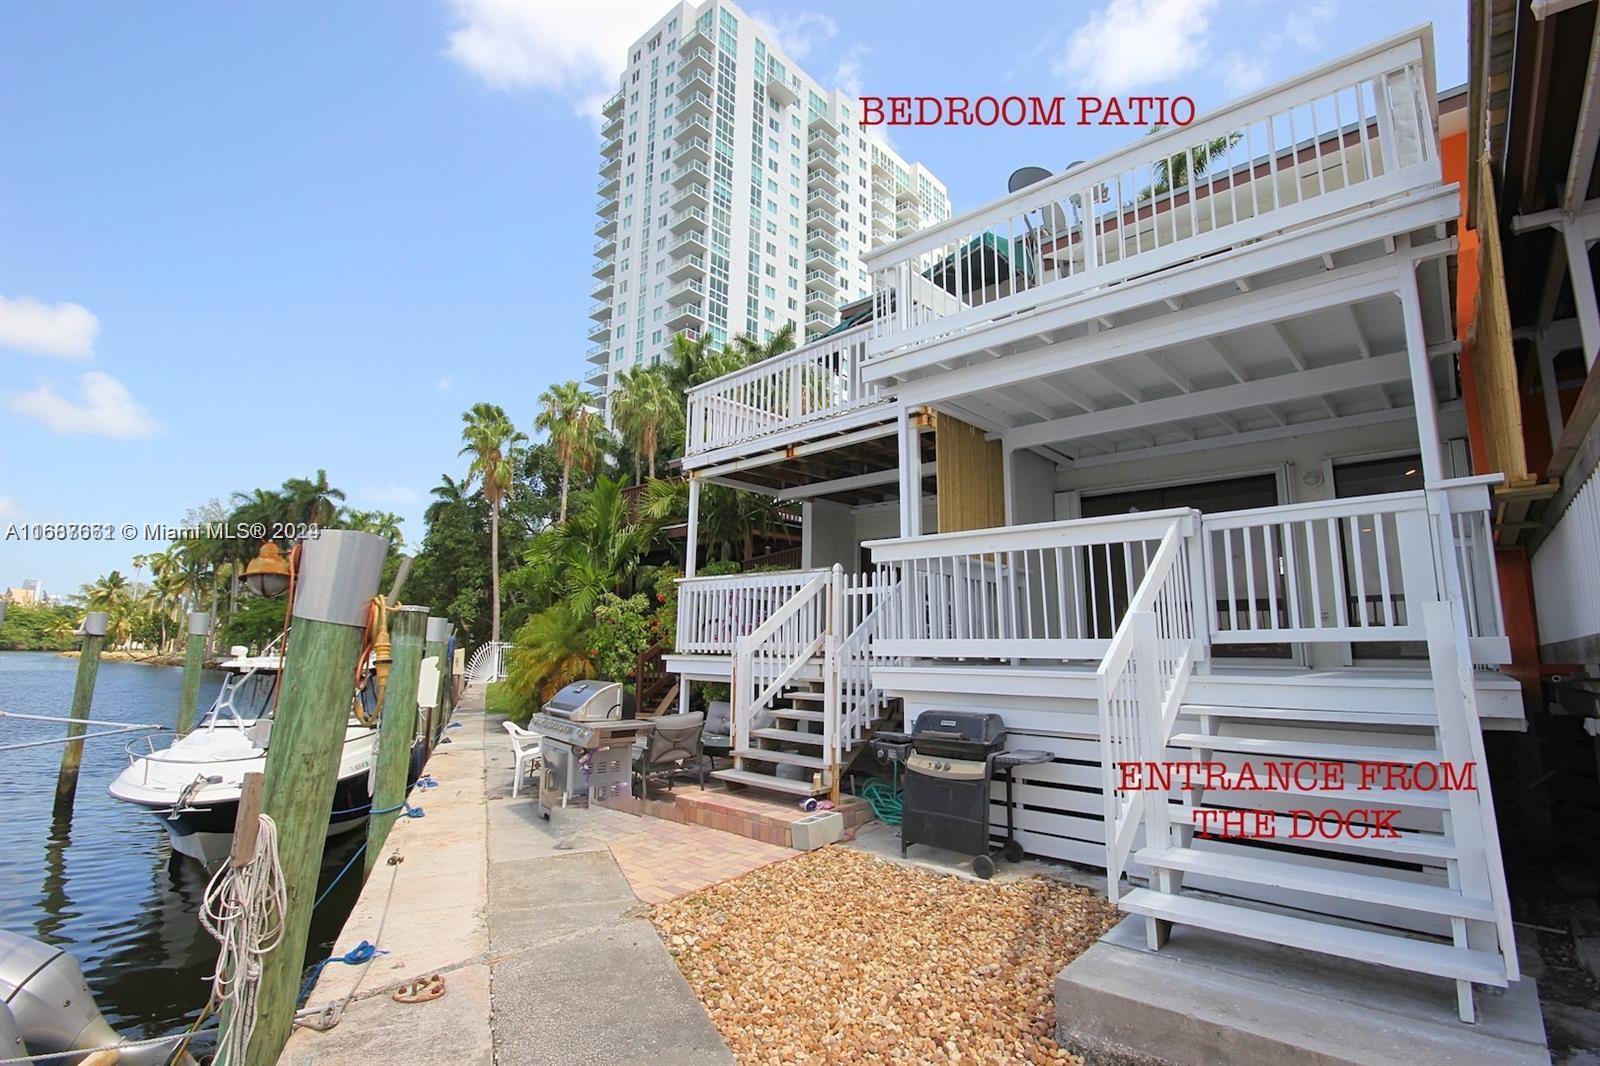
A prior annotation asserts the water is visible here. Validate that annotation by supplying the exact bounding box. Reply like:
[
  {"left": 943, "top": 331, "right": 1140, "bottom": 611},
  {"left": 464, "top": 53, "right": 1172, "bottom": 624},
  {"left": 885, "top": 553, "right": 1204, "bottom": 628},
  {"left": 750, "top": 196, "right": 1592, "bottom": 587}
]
[{"left": 0, "top": 651, "right": 365, "bottom": 1041}]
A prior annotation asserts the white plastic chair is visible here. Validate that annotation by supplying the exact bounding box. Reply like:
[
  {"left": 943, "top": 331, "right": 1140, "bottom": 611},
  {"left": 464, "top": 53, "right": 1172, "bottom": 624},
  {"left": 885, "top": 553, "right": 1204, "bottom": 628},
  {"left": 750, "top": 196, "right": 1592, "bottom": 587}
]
[{"left": 501, "top": 721, "right": 542, "bottom": 798}]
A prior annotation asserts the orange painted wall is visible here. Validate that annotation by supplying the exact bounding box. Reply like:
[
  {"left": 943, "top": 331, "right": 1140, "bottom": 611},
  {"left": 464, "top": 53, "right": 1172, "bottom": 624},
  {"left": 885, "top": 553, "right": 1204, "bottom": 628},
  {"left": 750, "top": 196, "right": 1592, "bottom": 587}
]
[{"left": 1443, "top": 127, "right": 1544, "bottom": 692}]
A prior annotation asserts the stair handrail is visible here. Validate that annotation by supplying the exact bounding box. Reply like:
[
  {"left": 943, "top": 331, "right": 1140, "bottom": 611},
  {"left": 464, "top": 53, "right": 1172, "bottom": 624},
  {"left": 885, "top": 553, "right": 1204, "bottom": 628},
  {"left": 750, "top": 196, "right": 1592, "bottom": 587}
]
[
  {"left": 732, "top": 570, "right": 832, "bottom": 753},
  {"left": 1094, "top": 513, "right": 1201, "bottom": 901},
  {"left": 828, "top": 571, "right": 901, "bottom": 770}
]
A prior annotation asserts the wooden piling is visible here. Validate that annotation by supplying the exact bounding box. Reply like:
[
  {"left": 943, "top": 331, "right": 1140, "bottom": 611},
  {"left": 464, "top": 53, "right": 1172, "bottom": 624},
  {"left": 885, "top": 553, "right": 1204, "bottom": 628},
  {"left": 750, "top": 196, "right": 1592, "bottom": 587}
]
[
  {"left": 244, "top": 531, "right": 387, "bottom": 1066},
  {"left": 53, "top": 611, "right": 108, "bottom": 815},
  {"left": 365, "top": 605, "right": 428, "bottom": 876},
  {"left": 423, "top": 617, "right": 450, "bottom": 754},
  {"left": 176, "top": 611, "right": 210, "bottom": 734}
]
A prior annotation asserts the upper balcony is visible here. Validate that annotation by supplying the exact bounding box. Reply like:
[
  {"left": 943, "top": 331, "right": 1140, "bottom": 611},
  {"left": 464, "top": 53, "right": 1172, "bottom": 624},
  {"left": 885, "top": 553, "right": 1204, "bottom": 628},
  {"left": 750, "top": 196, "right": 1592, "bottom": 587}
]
[
  {"left": 683, "top": 322, "right": 891, "bottom": 467},
  {"left": 860, "top": 28, "right": 1446, "bottom": 379},
  {"left": 602, "top": 90, "right": 624, "bottom": 117}
]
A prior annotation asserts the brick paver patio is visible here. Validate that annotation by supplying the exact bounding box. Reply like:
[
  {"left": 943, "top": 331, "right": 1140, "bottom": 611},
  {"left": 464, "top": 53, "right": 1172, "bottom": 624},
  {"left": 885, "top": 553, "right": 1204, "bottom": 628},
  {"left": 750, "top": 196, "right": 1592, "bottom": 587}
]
[{"left": 578, "top": 805, "right": 797, "bottom": 904}]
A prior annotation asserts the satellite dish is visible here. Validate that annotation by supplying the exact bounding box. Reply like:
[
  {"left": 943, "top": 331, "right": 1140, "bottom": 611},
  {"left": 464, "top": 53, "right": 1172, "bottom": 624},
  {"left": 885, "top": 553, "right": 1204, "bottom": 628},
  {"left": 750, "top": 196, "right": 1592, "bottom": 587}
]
[{"left": 1008, "top": 166, "right": 1053, "bottom": 193}]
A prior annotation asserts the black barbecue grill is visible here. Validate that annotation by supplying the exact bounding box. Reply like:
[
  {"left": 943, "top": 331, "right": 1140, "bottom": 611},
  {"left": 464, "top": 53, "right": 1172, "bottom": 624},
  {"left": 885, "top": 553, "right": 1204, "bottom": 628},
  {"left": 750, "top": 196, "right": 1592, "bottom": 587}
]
[{"left": 872, "top": 711, "right": 1053, "bottom": 879}]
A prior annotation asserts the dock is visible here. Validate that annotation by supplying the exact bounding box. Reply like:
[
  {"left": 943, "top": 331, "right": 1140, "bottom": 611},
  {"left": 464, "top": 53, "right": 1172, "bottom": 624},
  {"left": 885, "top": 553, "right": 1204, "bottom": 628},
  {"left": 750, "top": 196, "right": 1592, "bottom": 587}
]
[{"left": 282, "top": 687, "right": 789, "bottom": 1065}]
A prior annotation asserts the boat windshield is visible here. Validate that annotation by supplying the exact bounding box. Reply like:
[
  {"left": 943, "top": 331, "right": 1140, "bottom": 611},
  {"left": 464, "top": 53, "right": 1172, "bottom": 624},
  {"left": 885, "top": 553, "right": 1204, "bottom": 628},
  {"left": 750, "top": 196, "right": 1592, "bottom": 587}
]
[{"left": 198, "top": 667, "right": 279, "bottom": 729}]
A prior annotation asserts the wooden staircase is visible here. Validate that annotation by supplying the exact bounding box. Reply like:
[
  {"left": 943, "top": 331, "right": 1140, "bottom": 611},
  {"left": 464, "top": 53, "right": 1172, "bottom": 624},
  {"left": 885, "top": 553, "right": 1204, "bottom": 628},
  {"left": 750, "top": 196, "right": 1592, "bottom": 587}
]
[{"left": 716, "top": 679, "right": 894, "bottom": 797}]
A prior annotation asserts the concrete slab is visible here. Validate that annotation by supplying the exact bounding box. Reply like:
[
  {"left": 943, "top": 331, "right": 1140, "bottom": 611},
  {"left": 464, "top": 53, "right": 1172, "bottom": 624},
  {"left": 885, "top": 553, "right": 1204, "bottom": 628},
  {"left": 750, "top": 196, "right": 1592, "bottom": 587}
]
[
  {"left": 1055, "top": 915, "right": 1551, "bottom": 1066},
  {"left": 279, "top": 964, "right": 495, "bottom": 1066}
]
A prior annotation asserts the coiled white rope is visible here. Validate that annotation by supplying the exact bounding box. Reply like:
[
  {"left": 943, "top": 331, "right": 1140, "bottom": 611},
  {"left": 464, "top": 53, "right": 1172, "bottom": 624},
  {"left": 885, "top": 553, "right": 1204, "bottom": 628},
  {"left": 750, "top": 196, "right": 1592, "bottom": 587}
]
[{"left": 198, "top": 813, "right": 287, "bottom": 1065}]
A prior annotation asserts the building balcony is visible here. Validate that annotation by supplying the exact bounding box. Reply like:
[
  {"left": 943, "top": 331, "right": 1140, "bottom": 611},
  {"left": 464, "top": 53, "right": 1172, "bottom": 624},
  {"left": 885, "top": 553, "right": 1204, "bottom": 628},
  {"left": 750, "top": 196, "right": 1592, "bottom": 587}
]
[
  {"left": 584, "top": 364, "right": 608, "bottom": 388},
  {"left": 677, "top": 70, "right": 713, "bottom": 99},
  {"left": 673, "top": 182, "right": 710, "bottom": 212},
  {"left": 872, "top": 194, "right": 894, "bottom": 214},
  {"left": 601, "top": 111, "right": 623, "bottom": 141},
  {"left": 674, "top": 116, "right": 712, "bottom": 143},
  {"left": 599, "top": 153, "right": 621, "bottom": 179},
  {"left": 808, "top": 113, "right": 840, "bottom": 137},
  {"left": 598, "top": 174, "right": 619, "bottom": 198},
  {"left": 807, "top": 148, "right": 840, "bottom": 175},
  {"left": 592, "top": 277, "right": 613, "bottom": 300},
  {"left": 805, "top": 289, "right": 837, "bottom": 314},
  {"left": 670, "top": 278, "right": 706, "bottom": 302},
  {"left": 806, "top": 208, "right": 840, "bottom": 233},
  {"left": 669, "top": 205, "right": 708, "bottom": 234},
  {"left": 671, "top": 158, "right": 710, "bottom": 187},
  {"left": 601, "top": 134, "right": 622, "bottom": 158},
  {"left": 804, "top": 309, "right": 836, "bottom": 333},
  {"left": 805, "top": 245, "right": 834, "bottom": 269},
  {"left": 768, "top": 73, "right": 799, "bottom": 108},
  {"left": 805, "top": 268, "right": 841, "bottom": 293},
  {"left": 592, "top": 255, "right": 615, "bottom": 279},
  {"left": 586, "top": 343, "right": 608, "bottom": 365},
  {"left": 811, "top": 134, "right": 840, "bottom": 156},
  {"left": 678, "top": 91, "right": 714, "bottom": 122},
  {"left": 681, "top": 46, "right": 715, "bottom": 77},
  {"left": 870, "top": 155, "right": 892, "bottom": 177},
  {"left": 602, "top": 89, "right": 624, "bottom": 117},
  {"left": 806, "top": 186, "right": 837, "bottom": 211},
  {"left": 669, "top": 229, "right": 707, "bottom": 255},
  {"left": 597, "top": 194, "right": 618, "bottom": 217},
  {"left": 587, "top": 320, "right": 611, "bottom": 343},
  {"left": 588, "top": 300, "right": 611, "bottom": 322},
  {"left": 667, "top": 252, "right": 706, "bottom": 282},
  {"left": 860, "top": 27, "right": 1447, "bottom": 375},
  {"left": 593, "top": 235, "right": 616, "bottom": 257},
  {"left": 594, "top": 214, "right": 617, "bottom": 239},
  {"left": 806, "top": 229, "right": 839, "bottom": 253},
  {"left": 676, "top": 136, "right": 712, "bottom": 165},
  {"left": 896, "top": 200, "right": 920, "bottom": 224},
  {"left": 679, "top": 27, "right": 713, "bottom": 55},
  {"left": 666, "top": 300, "right": 705, "bottom": 331},
  {"left": 807, "top": 170, "right": 840, "bottom": 195}
]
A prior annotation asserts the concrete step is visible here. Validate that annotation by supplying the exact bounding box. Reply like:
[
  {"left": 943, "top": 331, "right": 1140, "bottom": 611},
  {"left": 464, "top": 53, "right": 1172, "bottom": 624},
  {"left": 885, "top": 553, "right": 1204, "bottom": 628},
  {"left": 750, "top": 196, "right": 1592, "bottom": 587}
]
[
  {"left": 750, "top": 727, "right": 824, "bottom": 745},
  {"left": 1167, "top": 733, "right": 1438, "bottom": 765},
  {"left": 1116, "top": 888, "right": 1508, "bottom": 986},
  {"left": 1134, "top": 847, "right": 1495, "bottom": 921},
  {"left": 712, "top": 767, "right": 824, "bottom": 796},
  {"left": 735, "top": 747, "right": 826, "bottom": 770},
  {"left": 1181, "top": 704, "right": 1435, "bottom": 726}
]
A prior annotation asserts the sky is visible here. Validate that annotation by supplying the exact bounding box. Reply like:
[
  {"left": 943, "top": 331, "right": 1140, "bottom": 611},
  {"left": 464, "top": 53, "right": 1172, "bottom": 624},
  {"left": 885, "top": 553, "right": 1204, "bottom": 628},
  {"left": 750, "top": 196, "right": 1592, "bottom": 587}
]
[{"left": 0, "top": 0, "right": 1469, "bottom": 597}]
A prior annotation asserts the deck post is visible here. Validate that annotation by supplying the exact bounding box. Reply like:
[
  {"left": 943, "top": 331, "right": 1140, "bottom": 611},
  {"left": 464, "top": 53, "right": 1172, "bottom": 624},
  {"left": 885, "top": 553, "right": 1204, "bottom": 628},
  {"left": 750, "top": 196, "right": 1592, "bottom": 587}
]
[
  {"left": 52, "top": 611, "right": 108, "bottom": 816},
  {"left": 1561, "top": 222, "right": 1599, "bottom": 370},
  {"left": 897, "top": 406, "right": 922, "bottom": 538},
  {"left": 1397, "top": 255, "right": 1447, "bottom": 484},
  {"left": 244, "top": 531, "right": 387, "bottom": 1066},
  {"left": 366, "top": 605, "right": 428, "bottom": 876},
  {"left": 176, "top": 611, "right": 210, "bottom": 734},
  {"left": 685, "top": 475, "right": 701, "bottom": 579}
]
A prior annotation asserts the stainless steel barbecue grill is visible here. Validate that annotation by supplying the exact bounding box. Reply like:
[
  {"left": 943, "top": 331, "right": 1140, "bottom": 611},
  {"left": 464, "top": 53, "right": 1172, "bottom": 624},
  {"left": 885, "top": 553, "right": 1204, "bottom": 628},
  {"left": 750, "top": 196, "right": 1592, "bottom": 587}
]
[
  {"left": 872, "top": 710, "right": 1053, "bottom": 878},
  {"left": 527, "top": 681, "right": 649, "bottom": 819}
]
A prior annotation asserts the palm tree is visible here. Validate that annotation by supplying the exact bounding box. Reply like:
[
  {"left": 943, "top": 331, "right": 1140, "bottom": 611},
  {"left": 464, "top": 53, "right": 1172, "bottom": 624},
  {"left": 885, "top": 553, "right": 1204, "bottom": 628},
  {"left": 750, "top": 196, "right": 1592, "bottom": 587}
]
[
  {"left": 662, "top": 329, "right": 718, "bottom": 394},
  {"left": 1144, "top": 128, "right": 1243, "bottom": 199},
  {"left": 81, "top": 570, "right": 131, "bottom": 610},
  {"left": 611, "top": 366, "right": 683, "bottom": 481},
  {"left": 729, "top": 322, "right": 798, "bottom": 366},
  {"left": 524, "top": 477, "right": 658, "bottom": 616},
  {"left": 342, "top": 509, "right": 405, "bottom": 548},
  {"left": 535, "top": 381, "right": 599, "bottom": 523},
  {"left": 460, "top": 402, "right": 527, "bottom": 645},
  {"left": 425, "top": 474, "right": 469, "bottom": 526},
  {"left": 281, "top": 470, "right": 346, "bottom": 526},
  {"left": 641, "top": 478, "right": 781, "bottom": 566}
]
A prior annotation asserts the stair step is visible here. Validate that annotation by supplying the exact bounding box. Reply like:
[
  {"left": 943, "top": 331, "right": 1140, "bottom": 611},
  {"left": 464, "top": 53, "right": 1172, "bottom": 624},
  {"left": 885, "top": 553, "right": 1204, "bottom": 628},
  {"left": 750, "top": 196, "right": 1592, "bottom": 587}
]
[
  {"left": 1168, "top": 733, "right": 1437, "bottom": 765},
  {"left": 751, "top": 727, "right": 824, "bottom": 745},
  {"left": 773, "top": 708, "right": 825, "bottom": 722},
  {"left": 1181, "top": 704, "right": 1434, "bottom": 726},
  {"left": 784, "top": 690, "right": 827, "bottom": 702},
  {"left": 1117, "top": 888, "right": 1508, "bottom": 986},
  {"left": 1171, "top": 806, "right": 1458, "bottom": 859},
  {"left": 712, "top": 767, "right": 825, "bottom": 796},
  {"left": 1134, "top": 846, "right": 1495, "bottom": 920},
  {"left": 1208, "top": 771, "right": 1452, "bottom": 810},
  {"left": 735, "top": 748, "right": 827, "bottom": 769}
]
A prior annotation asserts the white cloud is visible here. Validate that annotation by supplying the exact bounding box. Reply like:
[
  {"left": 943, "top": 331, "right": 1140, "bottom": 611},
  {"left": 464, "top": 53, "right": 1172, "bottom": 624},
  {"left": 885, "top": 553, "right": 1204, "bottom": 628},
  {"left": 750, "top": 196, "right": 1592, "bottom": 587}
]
[
  {"left": 436, "top": 375, "right": 454, "bottom": 392},
  {"left": 0, "top": 296, "right": 99, "bottom": 360},
  {"left": 0, "top": 496, "right": 19, "bottom": 520},
  {"left": 832, "top": 43, "right": 869, "bottom": 100},
  {"left": 1056, "top": 0, "right": 1218, "bottom": 94},
  {"left": 359, "top": 484, "right": 423, "bottom": 506},
  {"left": 5, "top": 372, "right": 160, "bottom": 439},
  {"left": 444, "top": 0, "right": 663, "bottom": 116},
  {"left": 1222, "top": 53, "right": 1269, "bottom": 95},
  {"left": 1283, "top": 1, "right": 1336, "bottom": 51},
  {"left": 752, "top": 10, "right": 838, "bottom": 61}
]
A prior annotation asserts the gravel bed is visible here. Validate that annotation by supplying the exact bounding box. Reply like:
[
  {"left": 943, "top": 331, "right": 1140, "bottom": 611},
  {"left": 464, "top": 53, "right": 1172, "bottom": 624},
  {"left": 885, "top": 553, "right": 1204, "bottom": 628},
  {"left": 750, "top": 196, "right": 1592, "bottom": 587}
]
[{"left": 651, "top": 846, "right": 1120, "bottom": 1064}]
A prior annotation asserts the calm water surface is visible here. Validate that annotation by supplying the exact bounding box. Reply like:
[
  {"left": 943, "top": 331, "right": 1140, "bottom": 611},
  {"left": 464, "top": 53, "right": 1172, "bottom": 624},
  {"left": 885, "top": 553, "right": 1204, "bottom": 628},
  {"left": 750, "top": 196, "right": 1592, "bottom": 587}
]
[{"left": 0, "top": 651, "right": 364, "bottom": 1040}]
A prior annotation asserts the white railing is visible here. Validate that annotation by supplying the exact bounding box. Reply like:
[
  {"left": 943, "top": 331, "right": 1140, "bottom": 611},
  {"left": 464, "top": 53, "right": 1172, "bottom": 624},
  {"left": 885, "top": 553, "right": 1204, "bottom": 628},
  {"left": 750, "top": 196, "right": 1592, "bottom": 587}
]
[
  {"left": 733, "top": 571, "right": 832, "bottom": 753},
  {"left": 827, "top": 571, "right": 900, "bottom": 769},
  {"left": 465, "top": 641, "right": 509, "bottom": 685},
  {"left": 863, "top": 29, "right": 1439, "bottom": 361},
  {"left": 675, "top": 570, "right": 828, "bottom": 655},
  {"left": 1531, "top": 464, "right": 1600, "bottom": 651},
  {"left": 1200, "top": 480, "right": 1508, "bottom": 663},
  {"left": 1095, "top": 518, "right": 1200, "bottom": 899},
  {"left": 866, "top": 510, "right": 1195, "bottom": 662},
  {"left": 684, "top": 323, "right": 887, "bottom": 456}
]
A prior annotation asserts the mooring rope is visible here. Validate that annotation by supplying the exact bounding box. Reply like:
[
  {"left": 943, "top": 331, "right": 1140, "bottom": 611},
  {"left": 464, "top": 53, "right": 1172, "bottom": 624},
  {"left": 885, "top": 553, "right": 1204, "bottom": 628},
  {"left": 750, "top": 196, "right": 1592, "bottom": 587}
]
[{"left": 198, "top": 813, "right": 287, "bottom": 1065}]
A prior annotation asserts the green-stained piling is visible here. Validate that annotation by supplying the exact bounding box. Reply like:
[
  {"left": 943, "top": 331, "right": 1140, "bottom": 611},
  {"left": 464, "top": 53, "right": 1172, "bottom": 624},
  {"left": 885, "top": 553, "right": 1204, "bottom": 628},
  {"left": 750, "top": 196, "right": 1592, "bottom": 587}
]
[
  {"left": 365, "top": 605, "right": 428, "bottom": 875},
  {"left": 53, "top": 611, "right": 108, "bottom": 816},
  {"left": 176, "top": 611, "right": 210, "bottom": 734}
]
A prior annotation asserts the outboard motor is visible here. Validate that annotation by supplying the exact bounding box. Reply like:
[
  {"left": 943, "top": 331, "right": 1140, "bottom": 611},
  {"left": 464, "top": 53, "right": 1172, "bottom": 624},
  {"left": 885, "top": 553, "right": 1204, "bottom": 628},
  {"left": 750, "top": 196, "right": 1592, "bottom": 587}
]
[{"left": 0, "top": 930, "right": 196, "bottom": 1065}]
